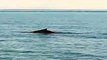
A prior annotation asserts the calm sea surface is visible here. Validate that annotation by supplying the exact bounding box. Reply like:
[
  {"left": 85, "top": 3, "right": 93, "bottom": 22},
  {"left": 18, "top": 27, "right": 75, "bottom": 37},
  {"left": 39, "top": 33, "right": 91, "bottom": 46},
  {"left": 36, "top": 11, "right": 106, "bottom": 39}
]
[{"left": 0, "top": 11, "right": 107, "bottom": 60}]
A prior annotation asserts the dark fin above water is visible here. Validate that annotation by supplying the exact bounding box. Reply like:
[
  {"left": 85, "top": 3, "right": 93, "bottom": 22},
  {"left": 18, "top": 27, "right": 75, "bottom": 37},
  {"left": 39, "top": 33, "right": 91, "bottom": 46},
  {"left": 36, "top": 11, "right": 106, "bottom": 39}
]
[
  {"left": 21, "top": 28, "right": 84, "bottom": 34},
  {"left": 31, "top": 28, "right": 55, "bottom": 34}
]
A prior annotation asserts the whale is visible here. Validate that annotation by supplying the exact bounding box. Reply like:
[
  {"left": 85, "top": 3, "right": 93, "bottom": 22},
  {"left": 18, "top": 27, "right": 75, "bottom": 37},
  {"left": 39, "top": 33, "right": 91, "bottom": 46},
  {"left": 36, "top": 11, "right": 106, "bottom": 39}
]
[
  {"left": 21, "top": 28, "right": 86, "bottom": 35},
  {"left": 30, "top": 28, "right": 55, "bottom": 34}
]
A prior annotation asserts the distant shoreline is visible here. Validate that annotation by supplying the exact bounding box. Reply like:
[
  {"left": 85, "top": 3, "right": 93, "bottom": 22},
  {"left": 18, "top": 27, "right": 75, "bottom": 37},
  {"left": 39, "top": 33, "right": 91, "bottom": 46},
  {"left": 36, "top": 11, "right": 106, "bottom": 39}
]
[{"left": 0, "top": 9, "right": 107, "bottom": 12}]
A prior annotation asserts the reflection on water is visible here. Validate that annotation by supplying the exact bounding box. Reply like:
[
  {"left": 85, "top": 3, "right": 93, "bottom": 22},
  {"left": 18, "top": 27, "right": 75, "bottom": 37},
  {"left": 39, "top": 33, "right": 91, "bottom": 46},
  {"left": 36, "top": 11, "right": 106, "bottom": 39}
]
[{"left": 0, "top": 11, "right": 107, "bottom": 60}]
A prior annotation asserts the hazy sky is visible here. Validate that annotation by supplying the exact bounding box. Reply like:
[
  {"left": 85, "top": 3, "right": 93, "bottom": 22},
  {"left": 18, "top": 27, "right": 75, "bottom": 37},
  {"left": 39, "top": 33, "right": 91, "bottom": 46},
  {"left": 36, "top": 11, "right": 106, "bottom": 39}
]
[{"left": 0, "top": 0, "right": 107, "bottom": 9}]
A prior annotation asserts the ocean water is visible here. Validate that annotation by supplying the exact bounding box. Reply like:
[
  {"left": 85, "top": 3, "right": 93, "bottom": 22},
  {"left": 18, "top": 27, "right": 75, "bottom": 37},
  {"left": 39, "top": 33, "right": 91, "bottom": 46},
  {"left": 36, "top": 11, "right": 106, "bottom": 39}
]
[{"left": 0, "top": 11, "right": 107, "bottom": 60}]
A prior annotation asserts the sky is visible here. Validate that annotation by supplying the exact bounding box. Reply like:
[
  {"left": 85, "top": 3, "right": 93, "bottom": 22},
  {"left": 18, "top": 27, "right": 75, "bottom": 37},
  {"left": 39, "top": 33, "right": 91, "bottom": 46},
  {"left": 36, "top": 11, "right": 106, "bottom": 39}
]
[{"left": 0, "top": 0, "right": 107, "bottom": 9}]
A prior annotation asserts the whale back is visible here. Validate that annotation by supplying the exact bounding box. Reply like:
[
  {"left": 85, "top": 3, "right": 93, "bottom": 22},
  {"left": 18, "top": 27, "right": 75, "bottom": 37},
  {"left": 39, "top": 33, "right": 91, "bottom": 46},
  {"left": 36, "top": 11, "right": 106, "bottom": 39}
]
[{"left": 31, "top": 28, "right": 55, "bottom": 34}]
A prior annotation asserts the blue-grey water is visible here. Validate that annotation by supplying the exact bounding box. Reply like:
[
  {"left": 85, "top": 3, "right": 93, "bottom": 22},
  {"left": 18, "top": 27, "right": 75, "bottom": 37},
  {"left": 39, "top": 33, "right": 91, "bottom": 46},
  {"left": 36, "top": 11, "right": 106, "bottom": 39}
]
[{"left": 0, "top": 11, "right": 107, "bottom": 60}]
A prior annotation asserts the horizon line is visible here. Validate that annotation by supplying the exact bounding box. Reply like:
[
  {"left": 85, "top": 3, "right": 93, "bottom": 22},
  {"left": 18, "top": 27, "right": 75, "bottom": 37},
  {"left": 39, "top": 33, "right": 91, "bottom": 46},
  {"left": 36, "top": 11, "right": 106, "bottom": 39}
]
[
  {"left": 0, "top": 9, "right": 107, "bottom": 12},
  {"left": 0, "top": 9, "right": 107, "bottom": 10}
]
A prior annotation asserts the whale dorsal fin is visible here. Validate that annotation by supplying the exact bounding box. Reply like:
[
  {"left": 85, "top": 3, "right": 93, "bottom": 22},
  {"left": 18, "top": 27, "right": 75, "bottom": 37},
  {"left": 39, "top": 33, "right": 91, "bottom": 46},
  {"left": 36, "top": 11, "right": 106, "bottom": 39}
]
[
  {"left": 46, "top": 28, "right": 47, "bottom": 30},
  {"left": 44, "top": 28, "right": 47, "bottom": 30}
]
